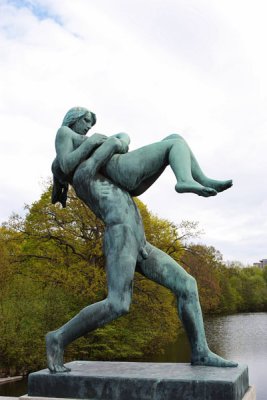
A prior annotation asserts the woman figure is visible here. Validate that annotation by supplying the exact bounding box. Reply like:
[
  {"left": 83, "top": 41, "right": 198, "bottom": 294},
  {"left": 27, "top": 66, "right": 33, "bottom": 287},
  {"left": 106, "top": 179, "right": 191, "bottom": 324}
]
[
  {"left": 47, "top": 107, "right": 236, "bottom": 373},
  {"left": 52, "top": 107, "right": 232, "bottom": 207}
]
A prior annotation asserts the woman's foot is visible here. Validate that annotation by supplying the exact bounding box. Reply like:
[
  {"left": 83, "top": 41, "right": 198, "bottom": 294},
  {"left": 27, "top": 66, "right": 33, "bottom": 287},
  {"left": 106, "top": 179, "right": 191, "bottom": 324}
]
[
  {"left": 200, "top": 178, "right": 233, "bottom": 193},
  {"left": 191, "top": 350, "right": 238, "bottom": 367},
  {"left": 46, "top": 331, "right": 70, "bottom": 373},
  {"left": 175, "top": 181, "right": 217, "bottom": 197}
]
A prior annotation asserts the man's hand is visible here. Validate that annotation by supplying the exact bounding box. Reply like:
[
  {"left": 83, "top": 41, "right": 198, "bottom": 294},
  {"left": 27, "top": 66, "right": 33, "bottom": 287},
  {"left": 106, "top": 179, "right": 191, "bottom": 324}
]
[
  {"left": 106, "top": 137, "right": 129, "bottom": 154},
  {"left": 112, "top": 133, "right": 130, "bottom": 153},
  {"left": 88, "top": 133, "right": 108, "bottom": 146},
  {"left": 117, "top": 139, "right": 129, "bottom": 154}
]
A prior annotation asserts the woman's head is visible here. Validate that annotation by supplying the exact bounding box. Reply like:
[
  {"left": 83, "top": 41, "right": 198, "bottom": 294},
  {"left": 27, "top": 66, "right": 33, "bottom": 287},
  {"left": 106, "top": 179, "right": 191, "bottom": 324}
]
[{"left": 62, "top": 107, "right": 96, "bottom": 135}]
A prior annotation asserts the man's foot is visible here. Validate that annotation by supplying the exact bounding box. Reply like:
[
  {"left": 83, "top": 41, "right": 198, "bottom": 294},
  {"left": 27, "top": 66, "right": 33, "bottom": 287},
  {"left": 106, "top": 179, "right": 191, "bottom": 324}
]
[
  {"left": 200, "top": 178, "right": 233, "bottom": 193},
  {"left": 191, "top": 350, "right": 238, "bottom": 367},
  {"left": 175, "top": 181, "right": 217, "bottom": 197},
  {"left": 46, "top": 331, "right": 71, "bottom": 373}
]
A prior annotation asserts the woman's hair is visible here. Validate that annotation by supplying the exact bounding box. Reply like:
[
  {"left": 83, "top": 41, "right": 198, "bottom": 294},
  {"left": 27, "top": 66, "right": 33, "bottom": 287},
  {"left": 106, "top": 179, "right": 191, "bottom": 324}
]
[{"left": 61, "top": 107, "right": 96, "bottom": 128}]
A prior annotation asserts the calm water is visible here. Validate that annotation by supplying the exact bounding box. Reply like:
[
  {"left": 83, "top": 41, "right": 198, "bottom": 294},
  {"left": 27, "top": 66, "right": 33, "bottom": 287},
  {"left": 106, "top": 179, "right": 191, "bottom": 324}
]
[
  {"left": 149, "top": 312, "right": 267, "bottom": 400},
  {"left": 1, "top": 313, "right": 266, "bottom": 399},
  {"left": 205, "top": 312, "right": 267, "bottom": 400}
]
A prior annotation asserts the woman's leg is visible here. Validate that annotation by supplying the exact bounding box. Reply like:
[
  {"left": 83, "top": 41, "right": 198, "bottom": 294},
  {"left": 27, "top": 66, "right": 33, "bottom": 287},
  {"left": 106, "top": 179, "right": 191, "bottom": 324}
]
[
  {"left": 164, "top": 134, "right": 232, "bottom": 192},
  {"left": 137, "top": 243, "right": 237, "bottom": 367},
  {"left": 46, "top": 223, "right": 139, "bottom": 373},
  {"left": 85, "top": 134, "right": 231, "bottom": 197},
  {"left": 105, "top": 138, "right": 218, "bottom": 197}
]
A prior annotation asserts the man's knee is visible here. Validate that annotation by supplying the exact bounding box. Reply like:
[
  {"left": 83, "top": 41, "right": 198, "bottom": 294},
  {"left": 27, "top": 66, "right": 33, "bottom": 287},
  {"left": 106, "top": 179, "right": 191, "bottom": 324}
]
[{"left": 107, "top": 297, "right": 131, "bottom": 317}]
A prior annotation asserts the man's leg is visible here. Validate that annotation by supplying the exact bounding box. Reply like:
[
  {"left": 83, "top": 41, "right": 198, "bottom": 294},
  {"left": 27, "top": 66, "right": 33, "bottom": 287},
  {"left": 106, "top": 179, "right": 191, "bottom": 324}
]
[
  {"left": 46, "top": 223, "right": 138, "bottom": 373},
  {"left": 137, "top": 242, "right": 237, "bottom": 367}
]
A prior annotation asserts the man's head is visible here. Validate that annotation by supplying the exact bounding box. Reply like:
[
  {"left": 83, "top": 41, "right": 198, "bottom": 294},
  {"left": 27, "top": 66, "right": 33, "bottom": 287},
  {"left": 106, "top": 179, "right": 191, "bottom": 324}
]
[{"left": 62, "top": 107, "right": 96, "bottom": 135}]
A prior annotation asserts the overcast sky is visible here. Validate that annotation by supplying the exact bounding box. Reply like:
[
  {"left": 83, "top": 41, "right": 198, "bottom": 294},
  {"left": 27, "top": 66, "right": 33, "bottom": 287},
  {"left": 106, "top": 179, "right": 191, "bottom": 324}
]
[{"left": 0, "top": 0, "right": 266, "bottom": 265}]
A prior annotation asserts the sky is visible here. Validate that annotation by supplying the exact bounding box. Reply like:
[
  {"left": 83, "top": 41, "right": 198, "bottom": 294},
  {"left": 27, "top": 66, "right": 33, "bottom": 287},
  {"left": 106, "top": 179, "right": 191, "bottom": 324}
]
[{"left": 0, "top": 0, "right": 266, "bottom": 265}]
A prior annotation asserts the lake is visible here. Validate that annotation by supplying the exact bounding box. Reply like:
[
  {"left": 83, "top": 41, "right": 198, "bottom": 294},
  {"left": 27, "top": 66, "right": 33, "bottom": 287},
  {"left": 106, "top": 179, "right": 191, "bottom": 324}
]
[
  {"left": 149, "top": 312, "right": 267, "bottom": 400},
  {"left": 1, "top": 312, "right": 266, "bottom": 399}
]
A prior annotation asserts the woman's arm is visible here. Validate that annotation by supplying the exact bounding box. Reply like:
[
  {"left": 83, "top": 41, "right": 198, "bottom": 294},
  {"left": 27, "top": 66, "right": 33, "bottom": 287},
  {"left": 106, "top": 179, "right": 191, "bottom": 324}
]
[{"left": 55, "top": 127, "right": 107, "bottom": 175}]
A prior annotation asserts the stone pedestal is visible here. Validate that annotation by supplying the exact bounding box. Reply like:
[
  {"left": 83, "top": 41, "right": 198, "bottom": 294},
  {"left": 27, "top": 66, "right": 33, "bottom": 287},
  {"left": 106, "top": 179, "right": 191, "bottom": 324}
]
[{"left": 28, "top": 361, "right": 249, "bottom": 400}]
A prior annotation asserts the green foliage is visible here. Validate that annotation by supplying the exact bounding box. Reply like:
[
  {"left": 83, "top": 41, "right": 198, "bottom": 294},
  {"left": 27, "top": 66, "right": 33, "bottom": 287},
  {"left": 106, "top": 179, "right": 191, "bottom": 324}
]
[
  {"left": 134, "top": 198, "right": 184, "bottom": 262},
  {"left": 237, "top": 268, "right": 267, "bottom": 311},
  {"left": 181, "top": 244, "right": 267, "bottom": 314},
  {"left": 0, "top": 275, "right": 78, "bottom": 374},
  {"left": 263, "top": 265, "right": 267, "bottom": 284},
  {"left": 181, "top": 244, "right": 223, "bottom": 313}
]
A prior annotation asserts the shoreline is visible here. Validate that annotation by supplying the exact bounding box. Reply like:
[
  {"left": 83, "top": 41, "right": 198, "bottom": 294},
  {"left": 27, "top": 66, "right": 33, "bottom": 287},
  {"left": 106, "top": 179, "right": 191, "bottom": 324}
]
[{"left": 0, "top": 377, "right": 23, "bottom": 386}]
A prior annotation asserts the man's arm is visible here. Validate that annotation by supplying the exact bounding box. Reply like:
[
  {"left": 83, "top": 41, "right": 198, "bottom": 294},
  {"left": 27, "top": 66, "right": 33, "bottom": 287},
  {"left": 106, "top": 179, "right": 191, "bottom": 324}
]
[
  {"left": 56, "top": 127, "right": 107, "bottom": 175},
  {"left": 79, "top": 136, "right": 127, "bottom": 177}
]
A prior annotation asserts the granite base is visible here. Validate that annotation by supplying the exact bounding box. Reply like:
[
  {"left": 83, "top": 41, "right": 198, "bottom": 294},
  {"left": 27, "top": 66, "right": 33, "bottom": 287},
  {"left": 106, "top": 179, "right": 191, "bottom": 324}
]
[{"left": 28, "top": 361, "right": 249, "bottom": 400}]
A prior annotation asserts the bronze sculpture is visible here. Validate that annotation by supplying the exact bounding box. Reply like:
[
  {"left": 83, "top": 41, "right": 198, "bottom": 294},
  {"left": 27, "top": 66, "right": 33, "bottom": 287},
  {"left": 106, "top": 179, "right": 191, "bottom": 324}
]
[{"left": 47, "top": 106, "right": 236, "bottom": 373}]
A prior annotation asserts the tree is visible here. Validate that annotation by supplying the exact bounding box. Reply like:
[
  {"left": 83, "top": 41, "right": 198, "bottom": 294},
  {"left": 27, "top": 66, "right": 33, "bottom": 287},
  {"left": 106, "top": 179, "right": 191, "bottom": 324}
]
[
  {"left": 180, "top": 244, "right": 222, "bottom": 313},
  {"left": 238, "top": 268, "right": 267, "bottom": 311}
]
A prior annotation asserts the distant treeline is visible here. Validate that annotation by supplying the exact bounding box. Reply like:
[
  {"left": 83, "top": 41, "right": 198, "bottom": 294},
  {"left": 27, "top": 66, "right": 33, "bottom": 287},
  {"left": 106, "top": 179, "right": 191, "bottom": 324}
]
[{"left": 0, "top": 186, "right": 266, "bottom": 375}]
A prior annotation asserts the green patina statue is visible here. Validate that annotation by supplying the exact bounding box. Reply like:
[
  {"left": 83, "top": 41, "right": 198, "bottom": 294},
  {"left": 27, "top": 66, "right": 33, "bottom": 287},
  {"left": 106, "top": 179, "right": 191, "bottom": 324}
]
[{"left": 47, "top": 106, "right": 236, "bottom": 373}]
